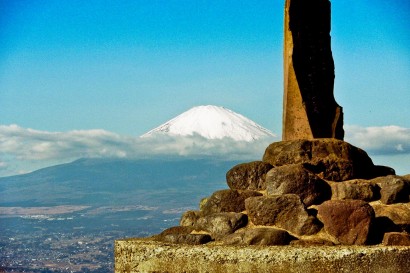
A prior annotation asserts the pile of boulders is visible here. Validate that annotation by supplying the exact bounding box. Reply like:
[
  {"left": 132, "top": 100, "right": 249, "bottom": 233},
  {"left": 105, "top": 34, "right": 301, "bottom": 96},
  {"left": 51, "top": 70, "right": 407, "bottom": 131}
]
[{"left": 153, "top": 139, "right": 410, "bottom": 246}]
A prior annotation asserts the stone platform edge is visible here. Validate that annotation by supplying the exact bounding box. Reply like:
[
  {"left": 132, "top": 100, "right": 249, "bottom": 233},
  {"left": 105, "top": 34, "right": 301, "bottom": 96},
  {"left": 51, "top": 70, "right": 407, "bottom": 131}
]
[{"left": 114, "top": 238, "right": 410, "bottom": 273}]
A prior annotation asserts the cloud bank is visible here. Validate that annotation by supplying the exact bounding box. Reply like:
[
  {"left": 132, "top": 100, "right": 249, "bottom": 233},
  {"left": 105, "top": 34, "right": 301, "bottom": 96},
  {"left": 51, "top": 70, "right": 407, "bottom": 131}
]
[
  {"left": 0, "top": 124, "right": 276, "bottom": 176},
  {"left": 1, "top": 124, "right": 409, "bottom": 176},
  {"left": 344, "top": 125, "right": 410, "bottom": 155}
]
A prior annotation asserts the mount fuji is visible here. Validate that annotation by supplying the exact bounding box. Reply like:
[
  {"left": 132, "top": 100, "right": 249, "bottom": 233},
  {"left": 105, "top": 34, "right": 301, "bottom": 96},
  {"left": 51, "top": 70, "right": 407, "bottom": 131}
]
[{"left": 141, "top": 105, "right": 275, "bottom": 142}]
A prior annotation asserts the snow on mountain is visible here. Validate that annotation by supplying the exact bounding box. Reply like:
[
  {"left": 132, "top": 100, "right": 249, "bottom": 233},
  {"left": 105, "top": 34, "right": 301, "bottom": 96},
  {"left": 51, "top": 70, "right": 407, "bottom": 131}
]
[{"left": 141, "top": 105, "right": 275, "bottom": 142}]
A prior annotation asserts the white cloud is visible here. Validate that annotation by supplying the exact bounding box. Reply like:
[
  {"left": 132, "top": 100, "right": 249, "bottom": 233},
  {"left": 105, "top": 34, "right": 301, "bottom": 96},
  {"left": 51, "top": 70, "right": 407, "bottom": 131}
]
[
  {"left": 0, "top": 124, "right": 277, "bottom": 176},
  {"left": 344, "top": 125, "right": 410, "bottom": 155},
  {"left": 1, "top": 124, "right": 409, "bottom": 177}
]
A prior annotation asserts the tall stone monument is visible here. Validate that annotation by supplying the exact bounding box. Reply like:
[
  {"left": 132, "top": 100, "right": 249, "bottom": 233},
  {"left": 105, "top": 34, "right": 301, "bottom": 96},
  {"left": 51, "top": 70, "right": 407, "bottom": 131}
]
[
  {"left": 115, "top": 2, "right": 410, "bottom": 272},
  {"left": 283, "top": 0, "right": 344, "bottom": 140}
]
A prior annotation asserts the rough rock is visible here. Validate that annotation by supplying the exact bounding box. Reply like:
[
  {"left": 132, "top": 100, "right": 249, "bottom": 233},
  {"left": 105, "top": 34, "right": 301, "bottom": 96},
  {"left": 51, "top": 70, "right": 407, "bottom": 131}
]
[
  {"left": 290, "top": 239, "right": 334, "bottom": 246},
  {"left": 160, "top": 234, "right": 212, "bottom": 245},
  {"left": 201, "top": 189, "right": 262, "bottom": 216},
  {"left": 262, "top": 139, "right": 375, "bottom": 181},
  {"left": 317, "top": 200, "right": 375, "bottom": 245},
  {"left": 283, "top": 0, "right": 344, "bottom": 141},
  {"left": 157, "top": 226, "right": 195, "bottom": 237},
  {"left": 372, "top": 175, "right": 410, "bottom": 204},
  {"left": 180, "top": 210, "right": 201, "bottom": 227},
  {"left": 382, "top": 232, "right": 410, "bottom": 246},
  {"left": 330, "top": 179, "right": 380, "bottom": 202},
  {"left": 199, "top": 197, "right": 208, "bottom": 210},
  {"left": 245, "top": 194, "right": 322, "bottom": 236},
  {"left": 226, "top": 161, "right": 273, "bottom": 190},
  {"left": 222, "top": 228, "right": 294, "bottom": 246},
  {"left": 266, "top": 164, "right": 331, "bottom": 206},
  {"left": 195, "top": 212, "right": 247, "bottom": 239},
  {"left": 371, "top": 202, "right": 410, "bottom": 232},
  {"left": 373, "top": 165, "right": 396, "bottom": 177},
  {"left": 154, "top": 226, "right": 211, "bottom": 245}
]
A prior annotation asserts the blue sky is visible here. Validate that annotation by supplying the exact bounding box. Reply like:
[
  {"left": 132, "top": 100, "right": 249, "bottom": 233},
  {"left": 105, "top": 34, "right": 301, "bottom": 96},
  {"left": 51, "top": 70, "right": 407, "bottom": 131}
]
[{"left": 0, "top": 0, "right": 409, "bottom": 176}]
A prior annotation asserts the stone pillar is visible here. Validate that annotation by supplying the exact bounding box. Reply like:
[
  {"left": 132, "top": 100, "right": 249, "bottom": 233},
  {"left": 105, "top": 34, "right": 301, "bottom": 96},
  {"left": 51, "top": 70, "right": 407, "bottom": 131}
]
[{"left": 283, "top": 0, "right": 344, "bottom": 141}]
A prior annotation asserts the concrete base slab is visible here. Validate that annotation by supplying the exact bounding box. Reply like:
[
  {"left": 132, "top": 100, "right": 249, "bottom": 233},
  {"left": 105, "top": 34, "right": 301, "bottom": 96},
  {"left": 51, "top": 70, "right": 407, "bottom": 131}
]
[{"left": 115, "top": 239, "right": 410, "bottom": 273}]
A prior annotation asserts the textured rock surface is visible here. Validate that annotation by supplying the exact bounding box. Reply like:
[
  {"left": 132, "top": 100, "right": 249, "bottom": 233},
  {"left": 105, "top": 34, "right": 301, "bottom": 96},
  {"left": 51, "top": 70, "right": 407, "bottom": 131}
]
[
  {"left": 383, "top": 232, "right": 410, "bottom": 246},
  {"left": 159, "top": 234, "right": 212, "bottom": 245},
  {"left": 283, "top": 0, "right": 343, "bottom": 141},
  {"left": 226, "top": 161, "right": 273, "bottom": 190},
  {"left": 201, "top": 189, "right": 262, "bottom": 215},
  {"left": 330, "top": 179, "right": 380, "bottom": 201},
  {"left": 372, "top": 175, "right": 410, "bottom": 204},
  {"left": 195, "top": 212, "right": 248, "bottom": 239},
  {"left": 153, "top": 226, "right": 212, "bottom": 245},
  {"left": 262, "top": 139, "right": 376, "bottom": 181},
  {"left": 266, "top": 164, "right": 331, "bottom": 206},
  {"left": 245, "top": 195, "right": 321, "bottom": 235},
  {"left": 115, "top": 239, "right": 410, "bottom": 273},
  {"left": 290, "top": 238, "right": 334, "bottom": 246},
  {"left": 317, "top": 200, "right": 375, "bottom": 245},
  {"left": 180, "top": 210, "right": 201, "bottom": 227},
  {"left": 371, "top": 202, "right": 410, "bottom": 232},
  {"left": 222, "top": 227, "right": 294, "bottom": 246}
]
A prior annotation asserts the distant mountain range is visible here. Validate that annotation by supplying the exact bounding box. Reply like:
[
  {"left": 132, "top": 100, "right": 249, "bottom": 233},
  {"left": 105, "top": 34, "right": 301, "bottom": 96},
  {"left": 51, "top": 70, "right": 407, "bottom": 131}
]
[
  {"left": 0, "top": 157, "right": 241, "bottom": 207},
  {"left": 141, "top": 105, "right": 275, "bottom": 141}
]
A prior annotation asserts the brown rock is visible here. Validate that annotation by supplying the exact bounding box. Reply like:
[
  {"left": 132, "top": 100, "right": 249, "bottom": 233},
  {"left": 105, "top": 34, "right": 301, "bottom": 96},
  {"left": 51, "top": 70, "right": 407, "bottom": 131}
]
[
  {"left": 222, "top": 228, "right": 294, "bottom": 246},
  {"left": 158, "top": 226, "right": 195, "bottom": 237},
  {"left": 245, "top": 194, "right": 322, "bottom": 236},
  {"left": 290, "top": 239, "right": 335, "bottom": 246},
  {"left": 382, "top": 232, "right": 410, "bottom": 246},
  {"left": 226, "top": 161, "right": 273, "bottom": 190},
  {"left": 330, "top": 179, "right": 380, "bottom": 202},
  {"left": 372, "top": 175, "right": 410, "bottom": 204},
  {"left": 371, "top": 203, "right": 410, "bottom": 232},
  {"left": 196, "top": 212, "right": 248, "bottom": 239},
  {"left": 199, "top": 197, "right": 208, "bottom": 210},
  {"left": 201, "top": 189, "right": 262, "bottom": 216},
  {"left": 262, "top": 139, "right": 375, "bottom": 181},
  {"left": 317, "top": 200, "right": 375, "bottom": 245},
  {"left": 180, "top": 210, "right": 201, "bottom": 227},
  {"left": 154, "top": 226, "right": 211, "bottom": 245},
  {"left": 160, "top": 234, "right": 212, "bottom": 245},
  {"left": 373, "top": 165, "right": 396, "bottom": 177},
  {"left": 266, "top": 164, "right": 331, "bottom": 206}
]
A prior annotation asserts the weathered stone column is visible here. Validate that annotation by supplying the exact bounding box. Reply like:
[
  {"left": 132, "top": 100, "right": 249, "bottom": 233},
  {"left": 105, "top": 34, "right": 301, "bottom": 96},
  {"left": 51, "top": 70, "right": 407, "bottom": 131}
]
[{"left": 283, "top": 0, "right": 344, "bottom": 141}]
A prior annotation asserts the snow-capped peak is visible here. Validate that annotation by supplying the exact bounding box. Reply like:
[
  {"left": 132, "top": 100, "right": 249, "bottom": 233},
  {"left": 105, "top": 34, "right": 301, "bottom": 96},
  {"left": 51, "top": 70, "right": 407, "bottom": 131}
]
[{"left": 141, "top": 105, "right": 275, "bottom": 142}]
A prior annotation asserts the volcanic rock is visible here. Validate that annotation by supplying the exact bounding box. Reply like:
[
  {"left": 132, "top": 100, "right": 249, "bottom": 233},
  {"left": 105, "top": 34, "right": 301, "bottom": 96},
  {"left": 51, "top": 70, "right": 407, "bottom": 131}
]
[
  {"left": 200, "top": 189, "right": 262, "bottom": 216},
  {"left": 266, "top": 164, "right": 331, "bottom": 206},
  {"left": 371, "top": 202, "right": 410, "bottom": 232},
  {"left": 373, "top": 165, "right": 396, "bottom": 177},
  {"left": 154, "top": 226, "right": 212, "bottom": 245},
  {"left": 290, "top": 239, "right": 335, "bottom": 246},
  {"left": 195, "top": 212, "right": 248, "bottom": 239},
  {"left": 245, "top": 194, "right": 322, "bottom": 236},
  {"left": 222, "top": 227, "right": 294, "bottom": 246},
  {"left": 317, "top": 200, "right": 375, "bottom": 245},
  {"left": 226, "top": 161, "right": 273, "bottom": 190},
  {"left": 382, "top": 232, "right": 410, "bottom": 246},
  {"left": 180, "top": 210, "right": 201, "bottom": 227},
  {"left": 330, "top": 179, "right": 380, "bottom": 202},
  {"left": 372, "top": 175, "right": 410, "bottom": 204},
  {"left": 262, "top": 139, "right": 376, "bottom": 181}
]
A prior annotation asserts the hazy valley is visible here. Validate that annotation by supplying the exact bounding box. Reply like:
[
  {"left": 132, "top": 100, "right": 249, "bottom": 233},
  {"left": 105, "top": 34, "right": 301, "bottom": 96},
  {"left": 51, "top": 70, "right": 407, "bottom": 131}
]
[{"left": 0, "top": 157, "right": 241, "bottom": 272}]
